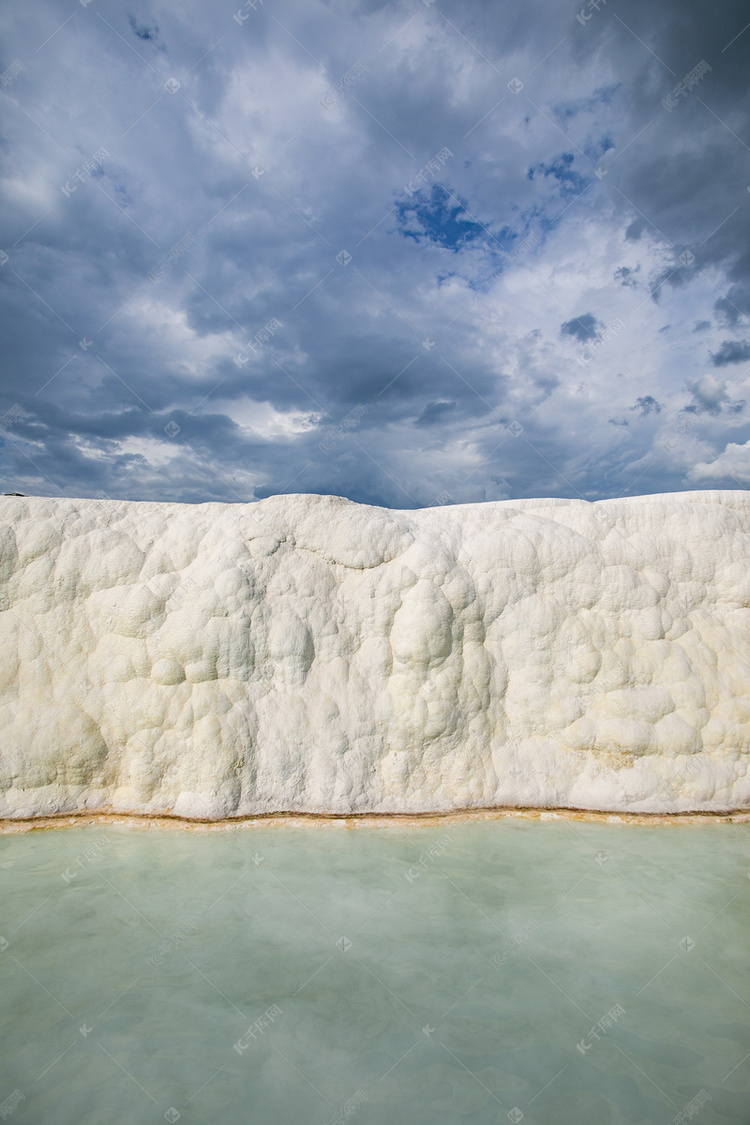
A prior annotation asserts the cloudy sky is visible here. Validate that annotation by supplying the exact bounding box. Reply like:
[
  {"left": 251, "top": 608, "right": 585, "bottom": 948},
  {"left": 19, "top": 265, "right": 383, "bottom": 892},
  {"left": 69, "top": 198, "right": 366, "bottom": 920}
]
[{"left": 1, "top": 0, "right": 749, "bottom": 507}]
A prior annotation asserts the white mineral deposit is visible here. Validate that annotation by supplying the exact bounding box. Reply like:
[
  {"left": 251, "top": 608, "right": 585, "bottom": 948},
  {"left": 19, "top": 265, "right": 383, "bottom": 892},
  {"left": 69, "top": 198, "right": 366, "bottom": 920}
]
[{"left": 1, "top": 490, "right": 749, "bottom": 819}]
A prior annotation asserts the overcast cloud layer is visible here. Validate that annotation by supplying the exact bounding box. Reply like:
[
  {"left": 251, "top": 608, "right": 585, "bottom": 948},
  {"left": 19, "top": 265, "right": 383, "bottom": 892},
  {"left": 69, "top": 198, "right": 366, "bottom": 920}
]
[{"left": 1, "top": 0, "right": 750, "bottom": 507}]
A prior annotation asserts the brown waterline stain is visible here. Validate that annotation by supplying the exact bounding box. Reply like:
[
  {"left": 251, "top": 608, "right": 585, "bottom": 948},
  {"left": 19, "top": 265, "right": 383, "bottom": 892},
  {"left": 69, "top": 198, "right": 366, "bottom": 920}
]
[{"left": 1, "top": 805, "right": 749, "bottom": 834}]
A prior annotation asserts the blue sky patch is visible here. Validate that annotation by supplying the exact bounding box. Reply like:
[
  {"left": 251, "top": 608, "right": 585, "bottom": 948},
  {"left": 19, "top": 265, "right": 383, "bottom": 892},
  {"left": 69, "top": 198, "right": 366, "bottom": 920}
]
[
  {"left": 527, "top": 153, "right": 589, "bottom": 198},
  {"left": 396, "top": 184, "right": 489, "bottom": 253}
]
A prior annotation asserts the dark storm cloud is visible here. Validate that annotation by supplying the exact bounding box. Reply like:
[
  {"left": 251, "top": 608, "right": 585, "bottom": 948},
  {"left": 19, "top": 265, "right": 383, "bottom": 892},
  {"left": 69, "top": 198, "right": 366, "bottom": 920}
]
[
  {"left": 128, "top": 16, "right": 162, "bottom": 44},
  {"left": 715, "top": 286, "right": 750, "bottom": 327},
  {"left": 560, "top": 314, "right": 601, "bottom": 341},
  {"left": 614, "top": 266, "right": 640, "bottom": 288},
  {"left": 1, "top": 0, "right": 749, "bottom": 505},
  {"left": 572, "top": 0, "right": 750, "bottom": 324},
  {"left": 413, "top": 401, "right": 458, "bottom": 427},
  {"left": 625, "top": 219, "right": 647, "bottom": 241},
  {"left": 711, "top": 340, "right": 750, "bottom": 366},
  {"left": 630, "top": 396, "right": 664, "bottom": 416}
]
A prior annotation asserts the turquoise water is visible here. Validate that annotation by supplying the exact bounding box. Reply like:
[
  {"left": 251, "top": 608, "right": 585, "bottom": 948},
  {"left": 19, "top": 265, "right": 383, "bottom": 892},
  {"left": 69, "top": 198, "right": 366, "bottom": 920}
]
[{"left": 1, "top": 819, "right": 749, "bottom": 1124}]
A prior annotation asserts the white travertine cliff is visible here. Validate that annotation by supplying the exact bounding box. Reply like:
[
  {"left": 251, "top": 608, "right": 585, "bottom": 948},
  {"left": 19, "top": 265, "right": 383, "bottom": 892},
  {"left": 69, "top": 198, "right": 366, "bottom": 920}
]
[{"left": 0, "top": 491, "right": 749, "bottom": 818}]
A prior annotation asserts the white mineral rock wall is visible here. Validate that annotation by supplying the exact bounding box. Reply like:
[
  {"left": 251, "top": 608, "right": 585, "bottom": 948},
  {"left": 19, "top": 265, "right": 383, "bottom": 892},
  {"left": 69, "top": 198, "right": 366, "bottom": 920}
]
[{"left": 1, "top": 491, "right": 749, "bottom": 818}]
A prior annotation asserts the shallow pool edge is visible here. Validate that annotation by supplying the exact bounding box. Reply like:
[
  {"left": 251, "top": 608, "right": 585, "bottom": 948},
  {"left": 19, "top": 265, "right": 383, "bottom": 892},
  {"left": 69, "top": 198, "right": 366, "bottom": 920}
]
[{"left": 2, "top": 805, "right": 750, "bottom": 833}]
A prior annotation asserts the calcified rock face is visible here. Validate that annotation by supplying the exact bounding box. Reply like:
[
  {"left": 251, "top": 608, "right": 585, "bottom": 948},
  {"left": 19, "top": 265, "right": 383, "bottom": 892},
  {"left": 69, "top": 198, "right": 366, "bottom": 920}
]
[{"left": 1, "top": 491, "right": 749, "bottom": 818}]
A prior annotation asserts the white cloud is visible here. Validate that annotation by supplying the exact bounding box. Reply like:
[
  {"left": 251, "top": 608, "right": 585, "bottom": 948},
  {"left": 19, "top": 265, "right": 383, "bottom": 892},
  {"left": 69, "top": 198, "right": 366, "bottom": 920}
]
[{"left": 687, "top": 440, "right": 750, "bottom": 484}]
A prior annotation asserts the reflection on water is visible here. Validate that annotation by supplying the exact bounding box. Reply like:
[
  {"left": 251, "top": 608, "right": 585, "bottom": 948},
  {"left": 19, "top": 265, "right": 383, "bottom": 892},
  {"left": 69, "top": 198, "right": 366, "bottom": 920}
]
[{"left": 1, "top": 819, "right": 748, "bottom": 1124}]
